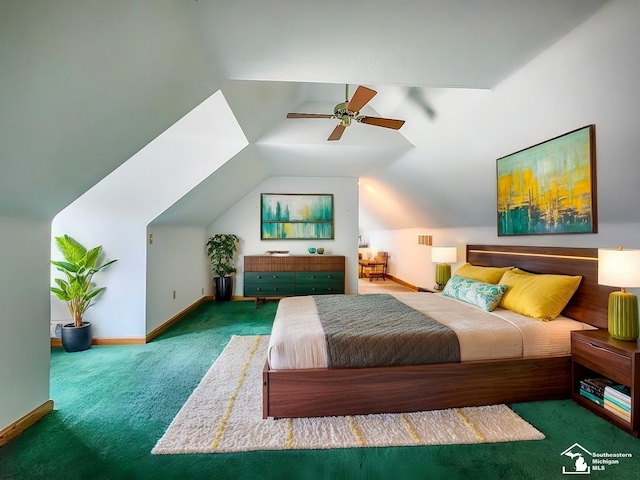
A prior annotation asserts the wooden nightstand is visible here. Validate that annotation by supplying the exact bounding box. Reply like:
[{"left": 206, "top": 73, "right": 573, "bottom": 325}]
[{"left": 571, "top": 329, "right": 639, "bottom": 437}]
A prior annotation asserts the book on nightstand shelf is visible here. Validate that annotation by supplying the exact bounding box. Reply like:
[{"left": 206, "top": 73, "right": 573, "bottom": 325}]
[
  {"left": 603, "top": 385, "right": 631, "bottom": 422},
  {"left": 579, "top": 388, "right": 604, "bottom": 407},
  {"left": 580, "top": 377, "right": 614, "bottom": 398}
]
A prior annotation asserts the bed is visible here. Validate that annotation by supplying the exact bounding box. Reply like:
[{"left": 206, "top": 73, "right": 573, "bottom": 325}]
[{"left": 262, "top": 245, "right": 615, "bottom": 419}]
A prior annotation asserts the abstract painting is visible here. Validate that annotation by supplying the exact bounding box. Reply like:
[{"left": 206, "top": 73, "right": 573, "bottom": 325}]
[
  {"left": 261, "top": 194, "right": 334, "bottom": 239},
  {"left": 497, "top": 125, "right": 597, "bottom": 236}
]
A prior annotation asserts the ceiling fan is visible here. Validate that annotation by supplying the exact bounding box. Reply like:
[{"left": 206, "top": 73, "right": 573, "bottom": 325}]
[{"left": 286, "top": 85, "right": 405, "bottom": 141}]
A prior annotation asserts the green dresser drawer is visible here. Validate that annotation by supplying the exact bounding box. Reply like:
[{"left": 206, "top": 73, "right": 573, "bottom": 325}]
[
  {"left": 295, "top": 271, "right": 344, "bottom": 284},
  {"left": 244, "top": 283, "right": 295, "bottom": 297},
  {"left": 244, "top": 272, "right": 294, "bottom": 284},
  {"left": 243, "top": 256, "right": 346, "bottom": 300},
  {"left": 295, "top": 283, "right": 344, "bottom": 295}
]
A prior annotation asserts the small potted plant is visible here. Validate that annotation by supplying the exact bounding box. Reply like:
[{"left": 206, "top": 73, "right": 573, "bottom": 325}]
[
  {"left": 206, "top": 234, "right": 239, "bottom": 301},
  {"left": 50, "top": 235, "right": 118, "bottom": 352}
]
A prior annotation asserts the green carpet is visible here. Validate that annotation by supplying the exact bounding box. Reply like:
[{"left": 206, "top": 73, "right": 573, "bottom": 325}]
[{"left": 1, "top": 300, "right": 638, "bottom": 479}]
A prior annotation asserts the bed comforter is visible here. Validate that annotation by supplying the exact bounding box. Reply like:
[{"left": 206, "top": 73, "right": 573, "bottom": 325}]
[{"left": 267, "top": 292, "right": 595, "bottom": 370}]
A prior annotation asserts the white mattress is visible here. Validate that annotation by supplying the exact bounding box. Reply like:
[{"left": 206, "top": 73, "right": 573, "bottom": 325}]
[{"left": 267, "top": 293, "right": 596, "bottom": 370}]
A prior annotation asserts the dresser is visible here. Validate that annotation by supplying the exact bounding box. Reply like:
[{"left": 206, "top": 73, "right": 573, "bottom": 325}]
[{"left": 244, "top": 255, "right": 345, "bottom": 303}]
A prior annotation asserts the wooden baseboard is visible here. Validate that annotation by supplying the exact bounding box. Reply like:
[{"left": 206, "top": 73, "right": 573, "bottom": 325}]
[
  {"left": 145, "top": 296, "right": 214, "bottom": 342},
  {"left": 51, "top": 297, "right": 218, "bottom": 347},
  {"left": 384, "top": 274, "right": 420, "bottom": 291},
  {"left": 51, "top": 335, "right": 146, "bottom": 347},
  {"left": 0, "top": 399, "right": 54, "bottom": 447}
]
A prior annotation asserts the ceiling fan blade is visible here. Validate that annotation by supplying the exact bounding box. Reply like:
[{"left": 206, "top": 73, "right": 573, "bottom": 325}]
[
  {"left": 358, "top": 116, "right": 405, "bottom": 130},
  {"left": 287, "top": 113, "right": 334, "bottom": 119},
  {"left": 328, "top": 124, "right": 346, "bottom": 141},
  {"left": 346, "top": 86, "right": 377, "bottom": 113}
]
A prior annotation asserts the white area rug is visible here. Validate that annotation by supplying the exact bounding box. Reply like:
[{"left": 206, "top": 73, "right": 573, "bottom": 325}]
[{"left": 152, "top": 335, "right": 544, "bottom": 454}]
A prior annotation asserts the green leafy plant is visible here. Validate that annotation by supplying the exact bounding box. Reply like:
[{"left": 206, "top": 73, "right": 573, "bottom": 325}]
[
  {"left": 206, "top": 234, "right": 239, "bottom": 277},
  {"left": 50, "top": 235, "right": 118, "bottom": 327}
]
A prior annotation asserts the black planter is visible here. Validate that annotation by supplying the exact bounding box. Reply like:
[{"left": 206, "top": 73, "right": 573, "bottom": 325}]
[
  {"left": 214, "top": 276, "right": 233, "bottom": 301},
  {"left": 61, "top": 322, "right": 93, "bottom": 352}
]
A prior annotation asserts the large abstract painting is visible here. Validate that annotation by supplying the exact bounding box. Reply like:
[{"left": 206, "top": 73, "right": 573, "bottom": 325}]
[
  {"left": 261, "top": 194, "right": 334, "bottom": 240},
  {"left": 496, "top": 125, "right": 597, "bottom": 236}
]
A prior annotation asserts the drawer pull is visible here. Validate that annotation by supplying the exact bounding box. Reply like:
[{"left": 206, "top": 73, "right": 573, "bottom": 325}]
[
  {"left": 273, "top": 275, "right": 278, "bottom": 279},
  {"left": 589, "top": 342, "right": 604, "bottom": 349},
  {"left": 310, "top": 275, "right": 315, "bottom": 279},
  {"left": 256, "top": 288, "right": 262, "bottom": 291},
  {"left": 327, "top": 275, "right": 332, "bottom": 278},
  {"left": 256, "top": 275, "right": 261, "bottom": 279}
]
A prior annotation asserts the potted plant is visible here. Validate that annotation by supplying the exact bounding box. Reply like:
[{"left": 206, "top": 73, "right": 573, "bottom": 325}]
[
  {"left": 206, "top": 234, "right": 239, "bottom": 301},
  {"left": 50, "top": 235, "right": 118, "bottom": 352}
]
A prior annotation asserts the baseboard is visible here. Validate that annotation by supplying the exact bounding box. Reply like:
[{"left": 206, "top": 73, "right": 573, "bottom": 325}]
[
  {"left": 50, "top": 295, "right": 248, "bottom": 348},
  {"left": 0, "top": 399, "right": 54, "bottom": 447},
  {"left": 145, "top": 296, "right": 214, "bottom": 343},
  {"left": 384, "top": 274, "right": 420, "bottom": 291}
]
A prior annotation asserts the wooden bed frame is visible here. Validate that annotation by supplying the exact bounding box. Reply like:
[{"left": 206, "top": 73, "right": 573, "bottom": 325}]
[{"left": 263, "top": 245, "right": 615, "bottom": 419}]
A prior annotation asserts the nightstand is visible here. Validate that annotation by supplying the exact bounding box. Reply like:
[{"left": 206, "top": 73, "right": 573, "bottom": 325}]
[{"left": 571, "top": 329, "right": 639, "bottom": 437}]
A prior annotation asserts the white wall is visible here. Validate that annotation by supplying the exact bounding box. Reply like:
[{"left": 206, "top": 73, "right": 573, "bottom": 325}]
[
  {"left": 361, "top": 0, "right": 640, "bottom": 291},
  {"left": 146, "top": 225, "right": 211, "bottom": 333},
  {"left": 51, "top": 91, "right": 248, "bottom": 338},
  {"left": 0, "top": 216, "right": 51, "bottom": 431},
  {"left": 207, "top": 176, "right": 360, "bottom": 295},
  {"left": 365, "top": 223, "right": 640, "bottom": 294}
]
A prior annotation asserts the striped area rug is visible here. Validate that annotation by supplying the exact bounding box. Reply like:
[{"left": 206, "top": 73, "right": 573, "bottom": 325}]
[{"left": 152, "top": 335, "right": 544, "bottom": 454}]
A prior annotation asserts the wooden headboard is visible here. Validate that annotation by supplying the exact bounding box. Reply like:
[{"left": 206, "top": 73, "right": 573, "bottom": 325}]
[{"left": 467, "top": 245, "right": 614, "bottom": 329}]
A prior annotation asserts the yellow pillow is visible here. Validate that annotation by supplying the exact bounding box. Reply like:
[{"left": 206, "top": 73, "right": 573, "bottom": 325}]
[
  {"left": 454, "top": 263, "right": 513, "bottom": 284},
  {"left": 510, "top": 267, "right": 534, "bottom": 275},
  {"left": 498, "top": 270, "right": 582, "bottom": 321}
]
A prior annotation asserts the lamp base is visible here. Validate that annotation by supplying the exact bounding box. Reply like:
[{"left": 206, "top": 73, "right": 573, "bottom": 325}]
[
  {"left": 435, "top": 264, "right": 451, "bottom": 289},
  {"left": 608, "top": 291, "right": 639, "bottom": 341}
]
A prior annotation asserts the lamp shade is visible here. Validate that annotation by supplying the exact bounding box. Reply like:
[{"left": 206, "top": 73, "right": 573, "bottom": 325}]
[
  {"left": 432, "top": 246, "right": 457, "bottom": 264},
  {"left": 598, "top": 248, "right": 640, "bottom": 288}
]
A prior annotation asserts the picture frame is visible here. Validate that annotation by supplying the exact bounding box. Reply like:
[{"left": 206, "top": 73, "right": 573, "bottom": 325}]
[
  {"left": 496, "top": 125, "right": 597, "bottom": 236},
  {"left": 261, "top": 193, "right": 334, "bottom": 240}
]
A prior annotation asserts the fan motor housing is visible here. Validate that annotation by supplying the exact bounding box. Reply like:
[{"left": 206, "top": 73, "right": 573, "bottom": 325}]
[{"left": 334, "top": 102, "right": 352, "bottom": 126}]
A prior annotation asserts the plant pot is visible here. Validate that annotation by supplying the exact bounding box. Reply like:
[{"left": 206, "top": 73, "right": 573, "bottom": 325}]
[
  {"left": 214, "top": 276, "right": 233, "bottom": 302},
  {"left": 61, "top": 322, "right": 93, "bottom": 353}
]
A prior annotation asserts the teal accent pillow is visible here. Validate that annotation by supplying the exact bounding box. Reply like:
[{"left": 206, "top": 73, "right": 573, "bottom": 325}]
[{"left": 441, "top": 275, "right": 508, "bottom": 312}]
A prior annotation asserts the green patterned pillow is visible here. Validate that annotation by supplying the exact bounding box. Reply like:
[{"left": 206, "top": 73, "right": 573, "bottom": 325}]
[{"left": 442, "top": 275, "right": 508, "bottom": 312}]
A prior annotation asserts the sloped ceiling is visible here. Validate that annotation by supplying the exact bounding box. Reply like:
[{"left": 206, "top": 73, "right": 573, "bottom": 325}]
[
  {"left": 189, "top": 0, "right": 606, "bottom": 88},
  {"left": 1, "top": 0, "right": 609, "bottom": 228},
  {"left": 154, "top": 0, "right": 609, "bottom": 229}
]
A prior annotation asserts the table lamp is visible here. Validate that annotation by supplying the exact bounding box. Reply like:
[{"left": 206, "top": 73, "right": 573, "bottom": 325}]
[
  {"left": 432, "top": 246, "right": 457, "bottom": 291},
  {"left": 598, "top": 246, "right": 640, "bottom": 341}
]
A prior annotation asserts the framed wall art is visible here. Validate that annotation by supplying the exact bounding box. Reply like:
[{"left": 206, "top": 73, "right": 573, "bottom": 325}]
[
  {"left": 496, "top": 125, "right": 597, "bottom": 236},
  {"left": 261, "top": 193, "right": 334, "bottom": 240}
]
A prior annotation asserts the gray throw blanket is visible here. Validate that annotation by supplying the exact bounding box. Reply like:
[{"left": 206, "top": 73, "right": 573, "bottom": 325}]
[{"left": 313, "top": 294, "right": 461, "bottom": 368}]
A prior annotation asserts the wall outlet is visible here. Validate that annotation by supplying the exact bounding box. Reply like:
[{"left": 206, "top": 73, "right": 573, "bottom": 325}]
[
  {"left": 50, "top": 321, "right": 66, "bottom": 338},
  {"left": 173, "top": 290, "right": 176, "bottom": 299}
]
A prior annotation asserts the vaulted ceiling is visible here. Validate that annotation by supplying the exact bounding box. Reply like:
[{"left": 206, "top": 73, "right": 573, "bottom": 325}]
[{"left": 1, "top": 0, "right": 609, "bottom": 229}]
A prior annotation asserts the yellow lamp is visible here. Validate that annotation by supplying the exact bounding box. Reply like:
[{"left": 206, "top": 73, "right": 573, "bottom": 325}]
[
  {"left": 598, "top": 247, "right": 640, "bottom": 341},
  {"left": 432, "top": 246, "right": 457, "bottom": 291}
]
